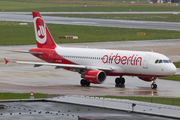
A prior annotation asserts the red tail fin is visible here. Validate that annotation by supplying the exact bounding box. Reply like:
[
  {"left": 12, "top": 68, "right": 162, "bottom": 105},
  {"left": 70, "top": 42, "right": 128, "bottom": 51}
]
[{"left": 32, "top": 12, "right": 56, "bottom": 49}]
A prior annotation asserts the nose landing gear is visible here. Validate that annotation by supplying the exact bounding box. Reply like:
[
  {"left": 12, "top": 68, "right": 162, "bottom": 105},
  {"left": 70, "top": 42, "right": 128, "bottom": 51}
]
[{"left": 151, "top": 81, "right": 157, "bottom": 89}]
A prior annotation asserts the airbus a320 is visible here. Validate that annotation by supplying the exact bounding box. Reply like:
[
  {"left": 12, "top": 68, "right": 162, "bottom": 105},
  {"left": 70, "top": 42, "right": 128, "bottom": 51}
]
[{"left": 4, "top": 12, "right": 177, "bottom": 89}]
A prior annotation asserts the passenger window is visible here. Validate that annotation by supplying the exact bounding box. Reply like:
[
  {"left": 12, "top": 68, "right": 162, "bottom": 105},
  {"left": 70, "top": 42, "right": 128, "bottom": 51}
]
[{"left": 155, "top": 60, "right": 159, "bottom": 63}]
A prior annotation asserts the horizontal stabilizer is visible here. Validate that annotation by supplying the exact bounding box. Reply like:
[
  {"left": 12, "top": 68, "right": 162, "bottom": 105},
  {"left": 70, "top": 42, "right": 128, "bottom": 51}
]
[{"left": 4, "top": 58, "right": 9, "bottom": 64}]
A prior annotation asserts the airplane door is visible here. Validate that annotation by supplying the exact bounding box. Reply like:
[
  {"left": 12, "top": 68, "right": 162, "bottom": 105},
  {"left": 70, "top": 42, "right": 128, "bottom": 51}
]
[
  {"left": 48, "top": 50, "right": 54, "bottom": 62},
  {"left": 143, "top": 55, "right": 151, "bottom": 69}
]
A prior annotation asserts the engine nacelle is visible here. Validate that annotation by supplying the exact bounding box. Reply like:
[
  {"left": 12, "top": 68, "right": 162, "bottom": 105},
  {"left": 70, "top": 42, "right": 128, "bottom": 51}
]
[
  {"left": 138, "top": 76, "right": 157, "bottom": 82},
  {"left": 83, "top": 70, "right": 106, "bottom": 84}
]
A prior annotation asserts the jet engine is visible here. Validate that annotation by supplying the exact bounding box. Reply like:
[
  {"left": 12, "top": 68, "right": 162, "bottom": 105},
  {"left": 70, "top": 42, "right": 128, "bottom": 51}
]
[
  {"left": 82, "top": 70, "right": 106, "bottom": 84},
  {"left": 138, "top": 76, "right": 157, "bottom": 82}
]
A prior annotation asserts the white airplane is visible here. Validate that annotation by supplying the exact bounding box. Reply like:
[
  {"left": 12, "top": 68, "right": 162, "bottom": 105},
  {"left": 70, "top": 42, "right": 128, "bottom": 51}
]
[{"left": 4, "top": 12, "right": 177, "bottom": 89}]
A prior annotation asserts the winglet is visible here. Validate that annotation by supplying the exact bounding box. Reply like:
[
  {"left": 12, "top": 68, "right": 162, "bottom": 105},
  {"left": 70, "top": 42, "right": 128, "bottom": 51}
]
[{"left": 4, "top": 58, "right": 9, "bottom": 64}]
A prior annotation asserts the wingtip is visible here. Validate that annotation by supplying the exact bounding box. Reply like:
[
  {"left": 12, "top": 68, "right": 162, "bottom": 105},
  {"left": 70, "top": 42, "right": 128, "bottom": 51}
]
[{"left": 4, "top": 58, "right": 9, "bottom": 64}]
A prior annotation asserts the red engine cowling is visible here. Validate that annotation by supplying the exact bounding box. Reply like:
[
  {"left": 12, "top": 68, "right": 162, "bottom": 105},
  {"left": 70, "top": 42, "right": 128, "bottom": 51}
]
[
  {"left": 138, "top": 76, "right": 157, "bottom": 82},
  {"left": 84, "top": 70, "right": 106, "bottom": 84}
]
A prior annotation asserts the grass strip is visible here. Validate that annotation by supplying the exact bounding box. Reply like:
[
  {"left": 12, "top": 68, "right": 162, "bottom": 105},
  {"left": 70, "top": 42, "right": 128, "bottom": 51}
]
[
  {"left": 96, "top": 95, "right": 180, "bottom": 106},
  {"left": 161, "top": 75, "right": 180, "bottom": 82},
  {"left": 160, "top": 61, "right": 180, "bottom": 81},
  {"left": 1, "top": 1, "right": 180, "bottom": 12},
  {"left": 1, "top": 21, "right": 180, "bottom": 45},
  {"left": 173, "top": 61, "right": 180, "bottom": 68},
  {"left": 0, "top": 92, "right": 54, "bottom": 100},
  {"left": 46, "top": 14, "right": 180, "bottom": 22}
]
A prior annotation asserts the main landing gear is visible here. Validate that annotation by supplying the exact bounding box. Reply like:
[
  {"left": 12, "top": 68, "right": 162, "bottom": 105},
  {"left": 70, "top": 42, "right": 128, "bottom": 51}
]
[
  {"left": 80, "top": 79, "right": 90, "bottom": 87},
  {"left": 115, "top": 76, "right": 125, "bottom": 87}
]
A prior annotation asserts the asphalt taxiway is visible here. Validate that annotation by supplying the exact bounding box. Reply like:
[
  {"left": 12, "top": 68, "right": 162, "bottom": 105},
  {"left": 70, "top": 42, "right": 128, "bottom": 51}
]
[
  {"left": 1, "top": 12, "right": 180, "bottom": 30},
  {"left": 0, "top": 39, "right": 180, "bottom": 97}
]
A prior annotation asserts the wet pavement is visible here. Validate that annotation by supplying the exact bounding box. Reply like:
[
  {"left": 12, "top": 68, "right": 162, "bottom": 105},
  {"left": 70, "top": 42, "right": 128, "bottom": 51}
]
[
  {"left": 0, "top": 40, "right": 180, "bottom": 97},
  {"left": 0, "top": 100, "right": 176, "bottom": 120}
]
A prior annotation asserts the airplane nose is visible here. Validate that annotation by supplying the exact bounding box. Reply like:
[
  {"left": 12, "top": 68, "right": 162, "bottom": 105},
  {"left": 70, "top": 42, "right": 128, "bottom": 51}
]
[{"left": 169, "top": 64, "right": 177, "bottom": 75}]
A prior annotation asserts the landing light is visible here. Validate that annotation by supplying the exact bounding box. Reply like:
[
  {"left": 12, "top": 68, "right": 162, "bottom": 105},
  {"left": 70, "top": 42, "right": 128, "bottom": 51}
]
[{"left": 151, "top": 81, "right": 154, "bottom": 83}]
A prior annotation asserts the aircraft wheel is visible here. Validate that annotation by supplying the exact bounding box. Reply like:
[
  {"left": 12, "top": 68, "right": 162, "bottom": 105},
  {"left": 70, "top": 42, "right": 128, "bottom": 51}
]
[
  {"left": 115, "top": 78, "right": 121, "bottom": 84},
  {"left": 151, "top": 83, "right": 157, "bottom": 89},
  {"left": 86, "top": 81, "right": 90, "bottom": 86},
  {"left": 80, "top": 79, "right": 86, "bottom": 86},
  {"left": 115, "top": 77, "right": 125, "bottom": 85},
  {"left": 121, "top": 78, "right": 125, "bottom": 85}
]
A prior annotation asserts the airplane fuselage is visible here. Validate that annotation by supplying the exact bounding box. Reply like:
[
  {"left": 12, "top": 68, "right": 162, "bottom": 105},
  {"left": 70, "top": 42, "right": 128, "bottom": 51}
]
[{"left": 30, "top": 45, "right": 177, "bottom": 80}]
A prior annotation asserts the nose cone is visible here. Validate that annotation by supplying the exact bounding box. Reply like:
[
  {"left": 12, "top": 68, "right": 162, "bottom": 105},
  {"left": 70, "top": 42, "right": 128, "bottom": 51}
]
[{"left": 168, "top": 63, "right": 177, "bottom": 76}]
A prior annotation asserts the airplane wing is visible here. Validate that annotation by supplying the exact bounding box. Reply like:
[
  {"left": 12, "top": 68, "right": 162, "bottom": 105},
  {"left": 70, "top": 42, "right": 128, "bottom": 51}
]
[
  {"left": 4, "top": 58, "right": 112, "bottom": 71},
  {"left": 5, "top": 49, "right": 43, "bottom": 55}
]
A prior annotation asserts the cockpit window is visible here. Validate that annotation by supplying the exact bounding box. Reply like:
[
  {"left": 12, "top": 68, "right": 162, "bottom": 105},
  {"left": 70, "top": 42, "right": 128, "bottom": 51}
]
[
  {"left": 155, "top": 59, "right": 171, "bottom": 64},
  {"left": 163, "top": 60, "right": 169, "bottom": 63},
  {"left": 159, "top": 60, "right": 162, "bottom": 63},
  {"left": 155, "top": 60, "right": 159, "bottom": 63}
]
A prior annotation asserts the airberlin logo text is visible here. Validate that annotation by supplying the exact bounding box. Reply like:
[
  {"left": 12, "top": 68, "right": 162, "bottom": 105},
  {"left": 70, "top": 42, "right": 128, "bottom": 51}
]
[{"left": 102, "top": 53, "right": 142, "bottom": 66}]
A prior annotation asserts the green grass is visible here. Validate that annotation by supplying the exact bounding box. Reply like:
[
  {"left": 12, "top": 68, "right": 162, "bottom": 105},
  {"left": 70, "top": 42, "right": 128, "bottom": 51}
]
[
  {"left": 160, "top": 61, "right": 180, "bottom": 81},
  {"left": 1, "top": 1, "right": 180, "bottom": 12},
  {"left": 161, "top": 75, "right": 180, "bottom": 81},
  {"left": 0, "top": 21, "right": 35, "bottom": 45},
  {"left": 0, "top": 92, "right": 53, "bottom": 100},
  {"left": 1, "top": 21, "right": 180, "bottom": 45},
  {"left": 46, "top": 14, "right": 180, "bottom": 22},
  {"left": 0, "top": 1, "right": 77, "bottom": 12},
  {"left": 96, "top": 96, "right": 180, "bottom": 106},
  {"left": 173, "top": 61, "right": 180, "bottom": 68}
]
